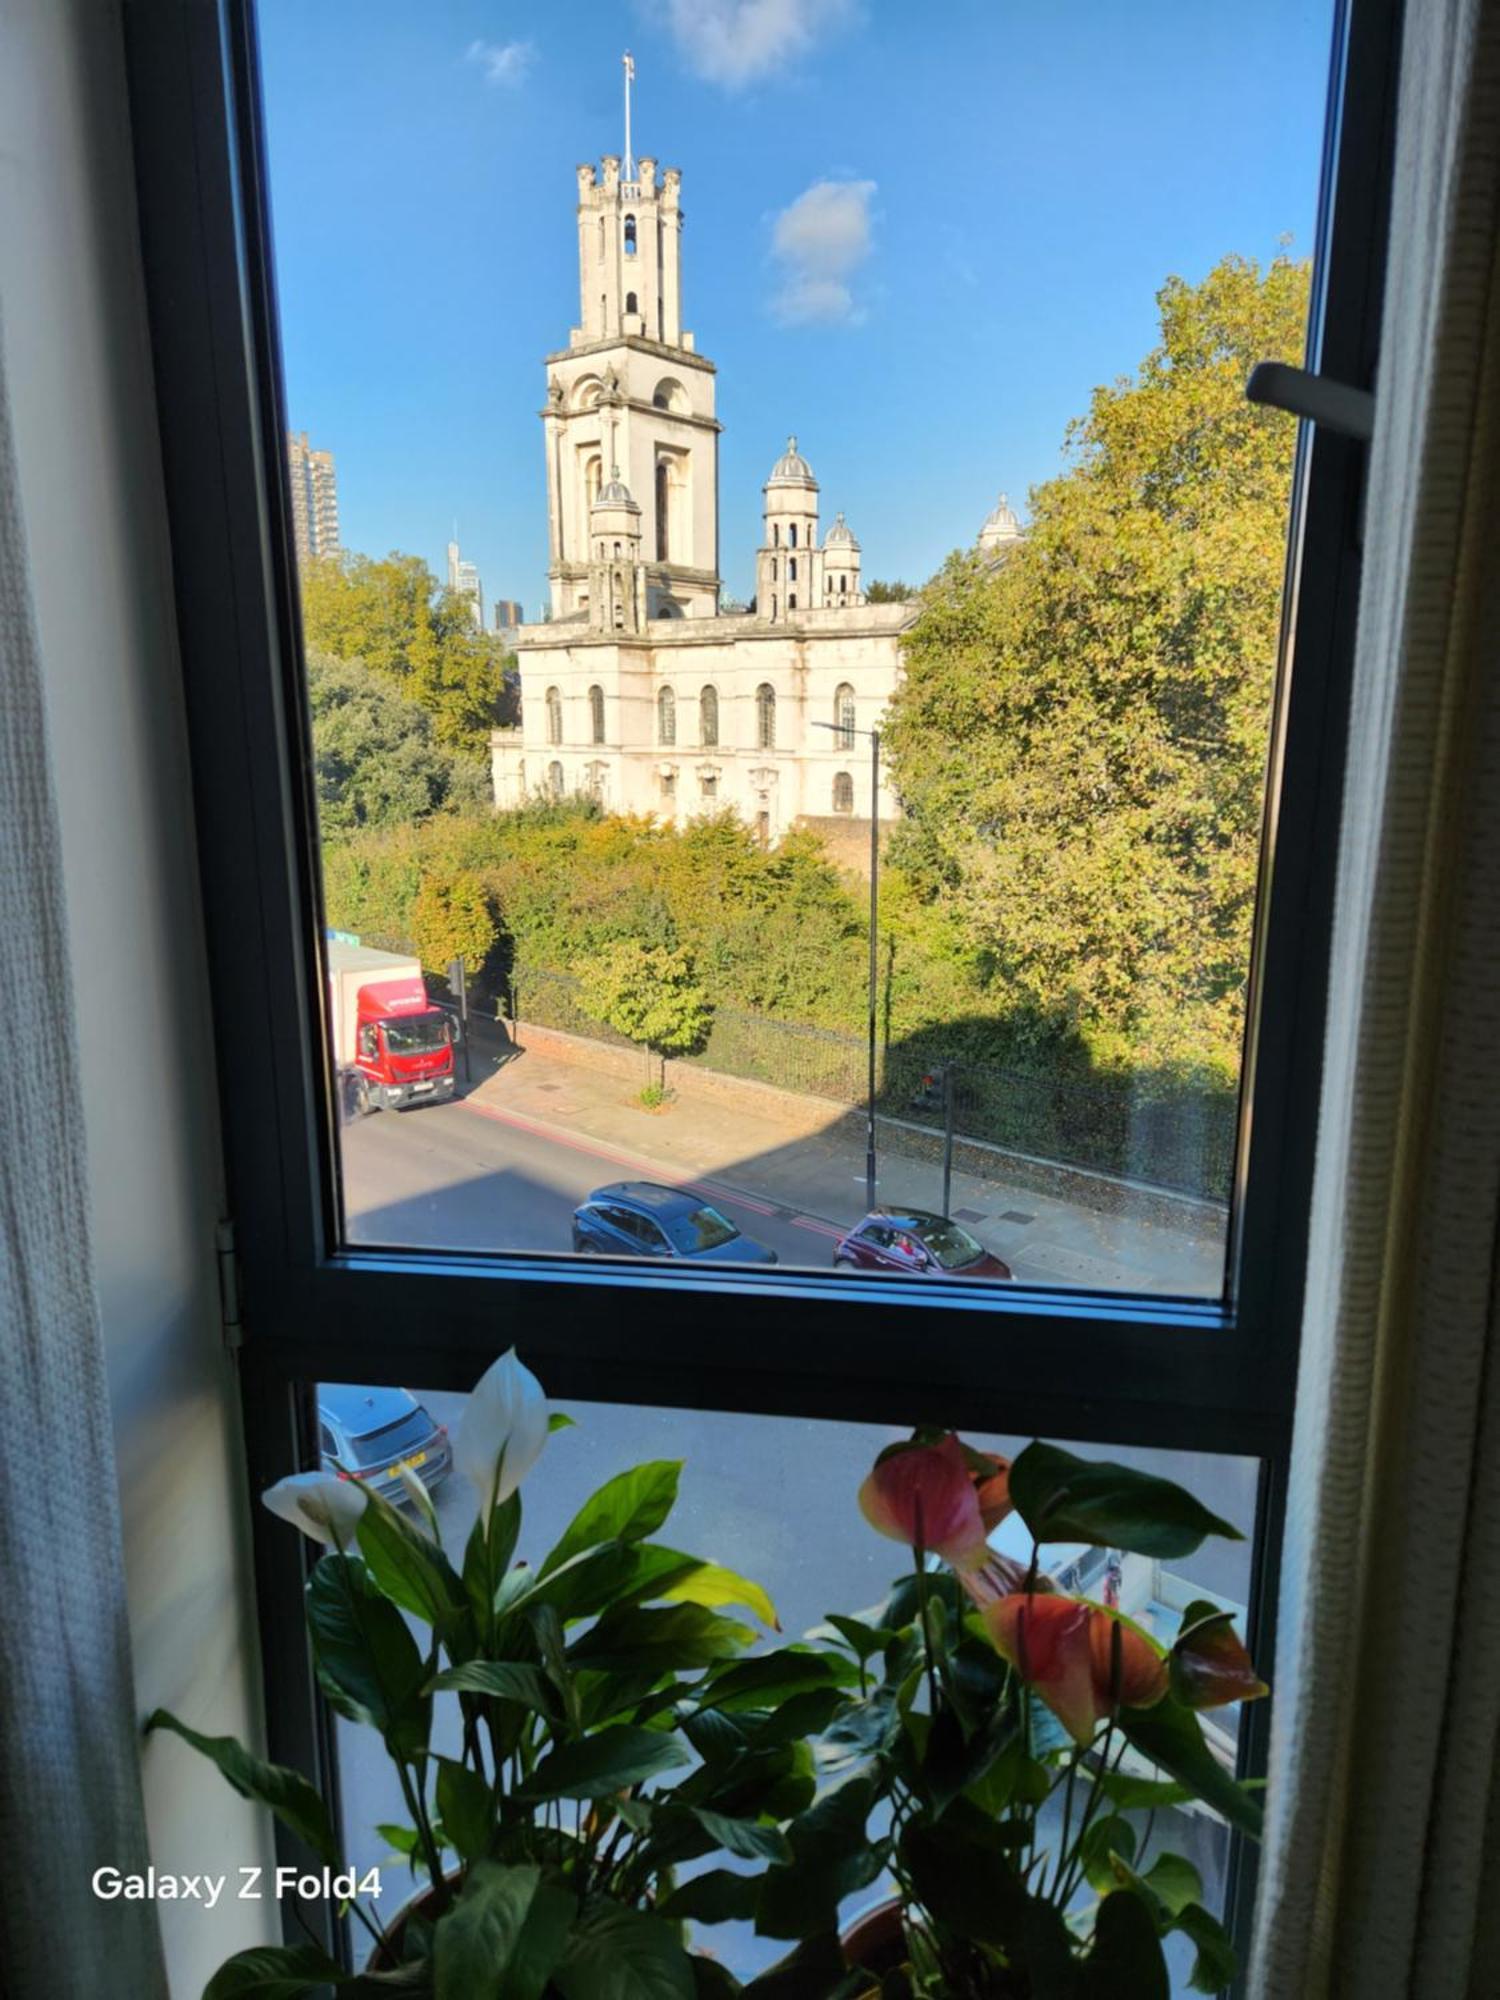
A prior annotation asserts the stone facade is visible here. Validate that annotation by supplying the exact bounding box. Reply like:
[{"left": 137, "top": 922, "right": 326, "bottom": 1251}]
[{"left": 492, "top": 132, "right": 921, "bottom": 839}]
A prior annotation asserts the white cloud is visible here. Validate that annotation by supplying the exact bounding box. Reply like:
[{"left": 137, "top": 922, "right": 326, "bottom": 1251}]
[
  {"left": 465, "top": 38, "right": 536, "bottom": 87},
  {"left": 769, "top": 178, "right": 877, "bottom": 326},
  {"left": 665, "top": 0, "right": 857, "bottom": 89}
]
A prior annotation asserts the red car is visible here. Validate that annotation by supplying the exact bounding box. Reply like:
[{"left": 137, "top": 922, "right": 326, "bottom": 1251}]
[{"left": 833, "top": 1208, "right": 1013, "bottom": 1280}]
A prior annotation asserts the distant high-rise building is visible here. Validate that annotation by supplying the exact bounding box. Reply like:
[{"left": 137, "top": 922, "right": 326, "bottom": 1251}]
[
  {"left": 447, "top": 538, "right": 485, "bottom": 629},
  {"left": 286, "top": 431, "right": 340, "bottom": 564},
  {"left": 493, "top": 597, "right": 523, "bottom": 635}
]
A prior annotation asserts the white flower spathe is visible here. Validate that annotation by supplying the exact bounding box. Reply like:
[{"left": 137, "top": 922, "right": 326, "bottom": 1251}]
[
  {"left": 262, "top": 1471, "right": 368, "bottom": 1546},
  {"left": 455, "top": 1349, "right": 550, "bottom": 1521}
]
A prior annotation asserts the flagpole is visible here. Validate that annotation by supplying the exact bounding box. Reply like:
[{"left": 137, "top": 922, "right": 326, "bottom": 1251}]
[{"left": 623, "top": 51, "right": 634, "bottom": 180}]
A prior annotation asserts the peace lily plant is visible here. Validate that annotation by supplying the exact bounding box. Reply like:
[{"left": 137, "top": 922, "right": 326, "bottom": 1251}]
[{"left": 149, "top": 1363, "right": 1268, "bottom": 2000}]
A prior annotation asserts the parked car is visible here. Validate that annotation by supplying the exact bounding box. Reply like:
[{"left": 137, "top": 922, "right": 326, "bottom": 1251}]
[
  {"left": 572, "top": 1181, "right": 778, "bottom": 1264},
  {"left": 317, "top": 1384, "right": 452, "bottom": 1506},
  {"left": 833, "top": 1207, "right": 1013, "bottom": 1279}
]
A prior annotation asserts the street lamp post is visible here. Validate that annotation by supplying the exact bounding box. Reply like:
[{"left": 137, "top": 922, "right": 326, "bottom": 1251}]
[{"left": 814, "top": 719, "right": 881, "bottom": 1211}]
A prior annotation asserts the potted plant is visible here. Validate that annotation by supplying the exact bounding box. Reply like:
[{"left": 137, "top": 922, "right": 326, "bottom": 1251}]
[
  {"left": 749, "top": 1430, "right": 1269, "bottom": 1997},
  {"left": 149, "top": 1351, "right": 832, "bottom": 1999}
]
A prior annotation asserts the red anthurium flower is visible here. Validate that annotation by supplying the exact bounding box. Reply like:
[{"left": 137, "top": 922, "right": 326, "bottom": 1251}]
[
  {"left": 1172, "top": 1610, "right": 1269, "bottom": 1710},
  {"left": 859, "top": 1434, "right": 989, "bottom": 1569},
  {"left": 970, "top": 1451, "right": 1013, "bottom": 1531},
  {"left": 986, "top": 1596, "right": 1168, "bottom": 1744}
]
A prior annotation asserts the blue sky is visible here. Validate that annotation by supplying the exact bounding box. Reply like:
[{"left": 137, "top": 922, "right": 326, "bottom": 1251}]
[{"left": 258, "top": 0, "right": 1335, "bottom": 616}]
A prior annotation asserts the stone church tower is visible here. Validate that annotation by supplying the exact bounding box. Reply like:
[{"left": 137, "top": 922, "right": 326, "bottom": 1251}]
[{"left": 541, "top": 128, "right": 721, "bottom": 624}]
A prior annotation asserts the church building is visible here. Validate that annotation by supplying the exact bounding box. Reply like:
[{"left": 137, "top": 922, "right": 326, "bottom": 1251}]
[{"left": 489, "top": 105, "right": 916, "bottom": 845}]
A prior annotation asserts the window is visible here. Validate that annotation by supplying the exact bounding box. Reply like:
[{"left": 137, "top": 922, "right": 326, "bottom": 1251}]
[
  {"left": 788, "top": 593, "right": 797, "bottom": 611},
  {"left": 657, "top": 685, "right": 676, "bottom": 745},
  {"left": 660, "top": 770, "right": 676, "bottom": 802},
  {"left": 840, "top": 574, "right": 848, "bottom": 594},
  {"left": 588, "top": 684, "right": 605, "bottom": 743},
  {"left": 833, "top": 770, "right": 854, "bottom": 814},
  {"left": 756, "top": 683, "right": 776, "bottom": 749},
  {"left": 655, "top": 461, "right": 669, "bottom": 562},
  {"left": 139, "top": 3, "right": 1397, "bottom": 1981},
  {"left": 625, "top": 290, "right": 638, "bottom": 316},
  {"left": 700, "top": 684, "right": 718, "bottom": 747},
  {"left": 789, "top": 557, "right": 797, "bottom": 581},
  {"left": 772, "top": 523, "right": 780, "bottom": 546},
  {"left": 835, "top": 682, "right": 856, "bottom": 749},
  {"left": 789, "top": 523, "right": 798, "bottom": 548},
  {"left": 624, "top": 213, "right": 637, "bottom": 256},
  {"left": 770, "top": 557, "right": 777, "bottom": 582},
  {"left": 700, "top": 772, "right": 718, "bottom": 799}
]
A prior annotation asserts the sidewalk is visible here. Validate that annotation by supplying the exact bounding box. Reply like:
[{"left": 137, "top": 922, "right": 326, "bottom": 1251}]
[{"left": 460, "top": 1031, "right": 1226, "bottom": 1297}]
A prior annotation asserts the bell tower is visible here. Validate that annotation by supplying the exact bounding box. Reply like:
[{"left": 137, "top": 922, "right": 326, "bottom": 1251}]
[{"left": 539, "top": 56, "right": 721, "bottom": 624}]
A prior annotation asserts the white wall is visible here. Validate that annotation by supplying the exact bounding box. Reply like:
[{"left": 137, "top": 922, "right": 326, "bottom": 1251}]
[{"left": 1, "top": 2, "right": 278, "bottom": 1991}]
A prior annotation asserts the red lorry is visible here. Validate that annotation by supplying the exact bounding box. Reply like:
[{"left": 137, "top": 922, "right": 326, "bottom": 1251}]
[{"left": 327, "top": 939, "right": 456, "bottom": 1114}]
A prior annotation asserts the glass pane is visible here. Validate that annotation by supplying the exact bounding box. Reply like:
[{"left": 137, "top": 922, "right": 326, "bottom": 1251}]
[
  {"left": 319, "top": 1384, "right": 1259, "bottom": 1993},
  {"left": 259, "top": 5, "right": 1336, "bottom": 1292}
]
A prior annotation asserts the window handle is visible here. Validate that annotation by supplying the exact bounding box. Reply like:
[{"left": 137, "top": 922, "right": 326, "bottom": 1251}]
[{"left": 1246, "top": 361, "right": 1374, "bottom": 441}]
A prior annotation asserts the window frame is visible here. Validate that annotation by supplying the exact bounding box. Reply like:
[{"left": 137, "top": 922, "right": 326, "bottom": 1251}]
[{"left": 121, "top": 0, "right": 1401, "bottom": 1978}]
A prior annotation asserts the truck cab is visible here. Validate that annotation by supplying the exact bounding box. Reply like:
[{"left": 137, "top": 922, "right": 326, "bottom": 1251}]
[{"left": 327, "top": 939, "right": 458, "bottom": 1113}]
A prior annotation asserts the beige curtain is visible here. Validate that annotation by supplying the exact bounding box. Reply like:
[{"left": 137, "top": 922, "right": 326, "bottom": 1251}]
[
  {"left": 1249, "top": 1, "right": 1500, "bottom": 1994},
  {"left": 0, "top": 313, "right": 168, "bottom": 1995}
]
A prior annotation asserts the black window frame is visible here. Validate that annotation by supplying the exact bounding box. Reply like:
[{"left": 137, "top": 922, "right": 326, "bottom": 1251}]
[{"left": 121, "top": 0, "right": 1401, "bottom": 1981}]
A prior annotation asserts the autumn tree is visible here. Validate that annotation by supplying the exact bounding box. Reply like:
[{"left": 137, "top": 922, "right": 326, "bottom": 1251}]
[
  {"left": 885, "top": 253, "right": 1311, "bottom": 1082},
  {"left": 411, "top": 868, "right": 499, "bottom": 978},
  {"left": 865, "top": 579, "right": 914, "bottom": 603},
  {"left": 307, "top": 650, "right": 490, "bottom": 836},
  {"left": 301, "top": 551, "right": 505, "bottom": 755},
  {"left": 576, "top": 940, "right": 712, "bottom": 1087}
]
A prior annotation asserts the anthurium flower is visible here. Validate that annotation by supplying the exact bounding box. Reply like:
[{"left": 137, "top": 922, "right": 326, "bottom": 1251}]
[
  {"left": 971, "top": 1452, "right": 1013, "bottom": 1531},
  {"left": 1171, "top": 1606, "right": 1269, "bottom": 1710},
  {"left": 986, "top": 1595, "right": 1168, "bottom": 1744},
  {"left": 859, "top": 1434, "right": 989, "bottom": 1568},
  {"left": 262, "top": 1472, "right": 367, "bottom": 1547},
  {"left": 455, "top": 1348, "right": 550, "bottom": 1525}
]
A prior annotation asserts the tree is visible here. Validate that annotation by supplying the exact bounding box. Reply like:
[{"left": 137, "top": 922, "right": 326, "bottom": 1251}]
[
  {"left": 411, "top": 868, "right": 499, "bottom": 978},
  {"left": 575, "top": 940, "right": 712, "bottom": 1086},
  {"left": 884, "top": 252, "right": 1312, "bottom": 1082},
  {"left": 301, "top": 551, "right": 504, "bottom": 755},
  {"left": 307, "top": 650, "right": 491, "bottom": 836},
  {"left": 865, "top": 579, "right": 914, "bottom": 603}
]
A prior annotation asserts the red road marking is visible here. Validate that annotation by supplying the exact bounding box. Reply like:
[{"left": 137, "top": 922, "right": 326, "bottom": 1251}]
[{"left": 459, "top": 1096, "right": 832, "bottom": 1235}]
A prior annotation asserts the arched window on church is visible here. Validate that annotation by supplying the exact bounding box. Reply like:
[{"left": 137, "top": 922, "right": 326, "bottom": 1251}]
[
  {"left": 655, "top": 461, "right": 670, "bottom": 562},
  {"left": 700, "top": 685, "right": 719, "bottom": 747},
  {"left": 547, "top": 761, "right": 564, "bottom": 799},
  {"left": 545, "top": 686, "right": 563, "bottom": 745},
  {"left": 756, "top": 684, "right": 776, "bottom": 750},
  {"left": 789, "top": 558, "right": 798, "bottom": 582},
  {"left": 625, "top": 291, "right": 638, "bottom": 316},
  {"left": 770, "top": 558, "right": 777, "bottom": 582},
  {"left": 789, "top": 524, "right": 798, "bottom": 549},
  {"left": 833, "top": 771, "right": 854, "bottom": 814},
  {"left": 598, "top": 216, "right": 605, "bottom": 259},
  {"left": 658, "top": 686, "right": 676, "bottom": 746},
  {"left": 589, "top": 685, "right": 605, "bottom": 744},
  {"left": 772, "top": 524, "right": 780, "bottom": 547},
  {"left": 835, "top": 683, "right": 856, "bottom": 750},
  {"left": 840, "top": 574, "right": 848, "bottom": 593},
  {"left": 788, "top": 593, "right": 797, "bottom": 611},
  {"left": 624, "top": 214, "right": 637, "bottom": 256}
]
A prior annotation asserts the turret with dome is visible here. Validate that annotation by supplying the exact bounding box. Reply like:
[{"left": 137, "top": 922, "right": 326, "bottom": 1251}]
[
  {"left": 755, "top": 436, "right": 863, "bottom": 621},
  {"left": 978, "top": 491, "right": 1024, "bottom": 559}
]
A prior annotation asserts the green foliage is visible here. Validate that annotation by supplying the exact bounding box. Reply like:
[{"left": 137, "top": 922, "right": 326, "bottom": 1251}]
[
  {"left": 1009, "top": 1440, "right": 1243, "bottom": 1557},
  {"left": 575, "top": 939, "right": 712, "bottom": 1069},
  {"left": 411, "top": 866, "right": 499, "bottom": 977},
  {"left": 301, "top": 550, "right": 505, "bottom": 755},
  {"left": 885, "top": 252, "right": 1311, "bottom": 1080},
  {"left": 864, "top": 579, "right": 914, "bottom": 603},
  {"left": 306, "top": 649, "right": 490, "bottom": 836},
  {"left": 144, "top": 1711, "right": 337, "bottom": 1865}
]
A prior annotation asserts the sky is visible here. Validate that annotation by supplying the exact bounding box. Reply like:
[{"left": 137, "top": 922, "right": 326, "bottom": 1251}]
[{"left": 258, "top": 0, "right": 1336, "bottom": 618}]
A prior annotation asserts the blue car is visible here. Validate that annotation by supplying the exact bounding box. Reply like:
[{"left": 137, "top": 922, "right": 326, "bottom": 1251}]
[
  {"left": 572, "top": 1181, "right": 777, "bottom": 1264},
  {"left": 317, "top": 1384, "right": 452, "bottom": 1507}
]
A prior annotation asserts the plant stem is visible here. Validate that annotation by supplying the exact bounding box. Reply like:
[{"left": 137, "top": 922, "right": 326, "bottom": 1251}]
[
  {"left": 1052, "top": 1746, "right": 1082, "bottom": 1904},
  {"left": 911, "top": 1522, "right": 943, "bottom": 1726}
]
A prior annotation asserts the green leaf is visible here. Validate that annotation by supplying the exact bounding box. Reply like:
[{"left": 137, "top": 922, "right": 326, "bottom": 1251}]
[
  {"left": 739, "top": 1935, "right": 850, "bottom": 2000},
  {"left": 529, "top": 1544, "right": 700, "bottom": 1625},
  {"left": 522, "top": 1725, "right": 690, "bottom": 1801},
  {"left": 146, "top": 1711, "right": 337, "bottom": 1865},
  {"left": 202, "top": 1944, "right": 346, "bottom": 1999},
  {"left": 1009, "top": 1442, "right": 1242, "bottom": 1558},
  {"left": 1133, "top": 1851, "right": 1203, "bottom": 1917},
  {"left": 463, "top": 1492, "right": 522, "bottom": 1628},
  {"left": 659, "top": 1561, "right": 778, "bottom": 1631},
  {"left": 356, "top": 1488, "right": 467, "bottom": 1633},
  {"left": 822, "top": 1615, "right": 892, "bottom": 1664},
  {"left": 1079, "top": 1814, "right": 1138, "bottom": 1895},
  {"left": 554, "top": 1898, "right": 695, "bottom": 2000},
  {"left": 426, "top": 1661, "right": 557, "bottom": 1715},
  {"left": 697, "top": 1650, "right": 848, "bottom": 1714},
  {"left": 540, "top": 1463, "right": 683, "bottom": 1578},
  {"left": 1078, "top": 1889, "right": 1170, "bottom": 1999},
  {"left": 1118, "top": 1694, "right": 1263, "bottom": 1838},
  {"left": 756, "top": 1774, "right": 884, "bottom": 1940},
  {"left": 691, "top": 1961, "right": 743, "bottom": 2000},
  {"left": 306, "top": 1555, "right": 431, "bottom": 1760},
  {"left": 660, "top": 1868, "right": 763, "bottom": 1925},
  {"left": 1174, "top": 1901, "right": 1238, "bottom": 1993},
  {"left": 570, "top": 1602, "right": 756, "bottom": 1675},
  {"left": 1095, "top": 1771, "right": 1197, "bottom": 1812},
  {"left": 531, "top": 1601, "right": 583, "bottom": 1732},
  {"left": 436, "top": 1757, "right": 494, "bottom": 1865},
  {"left": 433, "top": 1861, "right": 575, "bottom": 2000},
  {"left": 549, "top": 1412, "right": 577, "bottom": 1433},
  {"left": 689, "top": 1809, "right": 793, "bottom": 1864}
]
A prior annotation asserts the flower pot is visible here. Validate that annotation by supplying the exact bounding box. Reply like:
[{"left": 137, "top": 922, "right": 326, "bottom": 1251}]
[
  {"left": 840, "top": 1896, "right": 907, "bottom": 1980},
  {"left": 364, "top": 1876, "right": 450, "bottom": 1971}
]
